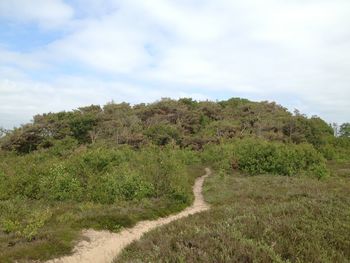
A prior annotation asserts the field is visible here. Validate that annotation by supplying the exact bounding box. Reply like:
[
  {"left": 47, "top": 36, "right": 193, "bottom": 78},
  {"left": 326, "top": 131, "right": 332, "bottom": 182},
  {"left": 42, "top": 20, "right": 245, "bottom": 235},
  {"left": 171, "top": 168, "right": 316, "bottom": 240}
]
[{"left": 117, "top": 163, "right": 350, "bottom": 263}]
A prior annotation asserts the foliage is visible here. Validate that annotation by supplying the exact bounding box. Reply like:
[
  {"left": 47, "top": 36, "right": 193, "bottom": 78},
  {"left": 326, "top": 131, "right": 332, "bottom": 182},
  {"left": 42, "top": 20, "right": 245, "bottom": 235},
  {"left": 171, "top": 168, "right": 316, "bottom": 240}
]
[
  {"left": 319, "top": 136, "right": 350, "bottom": 161},
  {"left": 0, "top": 98, "right": 340, "bottom": 154},
  {"left": 0, "top": 145, "right": 199, "bottom": 204},
  {"left": 144, "top": 124, "right": 181, "bottom": 145},
  {"left": 0, "top": 144, "right": 201, "bottom": 262},
  {"left": 340, "top": 122, "right": 350, "bottom": 137},
  {"left": 202, "top": 139, "right": 328, "bottom": 177},
  {"left": 39, "top": 164, "right": 83, "bottom": 201}
]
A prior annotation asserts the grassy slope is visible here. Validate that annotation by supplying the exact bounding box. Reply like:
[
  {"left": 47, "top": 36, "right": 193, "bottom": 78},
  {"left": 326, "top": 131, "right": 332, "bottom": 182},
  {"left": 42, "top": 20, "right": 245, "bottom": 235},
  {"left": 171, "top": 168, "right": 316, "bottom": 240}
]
[{"left": 118, "top": 164, "right": 350, "bottom": 263}]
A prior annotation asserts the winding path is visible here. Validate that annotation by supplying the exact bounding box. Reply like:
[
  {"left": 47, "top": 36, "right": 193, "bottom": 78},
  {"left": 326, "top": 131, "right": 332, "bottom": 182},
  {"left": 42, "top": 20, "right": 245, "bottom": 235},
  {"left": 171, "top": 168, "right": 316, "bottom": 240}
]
[{"left": 47, "top": 168, "right": 211, "bottom": 263}]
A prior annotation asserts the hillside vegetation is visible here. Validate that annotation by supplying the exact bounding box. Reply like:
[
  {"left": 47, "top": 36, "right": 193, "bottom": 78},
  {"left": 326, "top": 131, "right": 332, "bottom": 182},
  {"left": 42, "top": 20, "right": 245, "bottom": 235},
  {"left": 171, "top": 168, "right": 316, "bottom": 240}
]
[
  {"left": 0, "top": 97, "right": 349, "bottom": 262},
  {"left": 0, "top": 98, "right": 342, "bottom": 151},
  {"left": 119, "top": 170, "right": 350, "bottom": 263}
]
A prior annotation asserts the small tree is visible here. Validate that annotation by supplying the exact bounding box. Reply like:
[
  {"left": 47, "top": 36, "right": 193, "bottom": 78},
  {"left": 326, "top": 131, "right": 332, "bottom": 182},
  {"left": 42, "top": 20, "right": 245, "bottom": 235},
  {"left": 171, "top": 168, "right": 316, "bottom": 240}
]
[{"left": 339, "top": 123, "right": 350, "bottom": 137}]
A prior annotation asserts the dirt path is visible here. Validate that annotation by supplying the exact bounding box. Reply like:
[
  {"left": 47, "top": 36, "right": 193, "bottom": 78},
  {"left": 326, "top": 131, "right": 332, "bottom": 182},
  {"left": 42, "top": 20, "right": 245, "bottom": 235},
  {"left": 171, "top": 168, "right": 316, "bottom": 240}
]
[{"left": 47, "top": 168, "right": 211, "bottom": 263}]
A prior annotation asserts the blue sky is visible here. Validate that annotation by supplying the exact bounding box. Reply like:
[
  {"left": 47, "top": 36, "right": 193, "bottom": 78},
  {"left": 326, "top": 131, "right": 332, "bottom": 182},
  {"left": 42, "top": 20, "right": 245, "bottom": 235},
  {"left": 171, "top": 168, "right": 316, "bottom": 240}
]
[{"left": 0, "top": 0, "right": 349, "bottom": 128}]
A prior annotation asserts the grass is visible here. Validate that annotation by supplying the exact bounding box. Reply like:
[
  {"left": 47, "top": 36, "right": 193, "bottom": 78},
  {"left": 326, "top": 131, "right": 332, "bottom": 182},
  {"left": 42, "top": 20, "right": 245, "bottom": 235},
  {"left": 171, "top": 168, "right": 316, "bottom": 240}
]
[
  {"left": 327, "top": 160, "right": 350, "bottom": 177},
  {"left": 117, "top": 163, "right": 350, "bottom": 263}
]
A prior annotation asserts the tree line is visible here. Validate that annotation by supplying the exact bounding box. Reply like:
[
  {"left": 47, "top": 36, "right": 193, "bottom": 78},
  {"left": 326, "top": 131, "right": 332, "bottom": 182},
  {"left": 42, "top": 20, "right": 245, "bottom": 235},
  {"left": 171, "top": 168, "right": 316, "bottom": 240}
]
[{"left": 0, "top": 97, "right": 349, "bottom": 158}]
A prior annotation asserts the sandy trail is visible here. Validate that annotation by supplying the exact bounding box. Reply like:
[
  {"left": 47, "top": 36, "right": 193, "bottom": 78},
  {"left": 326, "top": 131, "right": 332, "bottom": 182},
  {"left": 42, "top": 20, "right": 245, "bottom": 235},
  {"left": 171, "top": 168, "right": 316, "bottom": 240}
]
[{"left": 46, "top": 168, "right": 211, "bottom": 263}]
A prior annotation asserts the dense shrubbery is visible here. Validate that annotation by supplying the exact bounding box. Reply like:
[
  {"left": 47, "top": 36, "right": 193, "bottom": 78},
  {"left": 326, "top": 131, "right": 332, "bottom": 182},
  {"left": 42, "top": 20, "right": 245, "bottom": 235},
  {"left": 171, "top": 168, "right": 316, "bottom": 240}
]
[
  {"left": 0, "top": 144, "right": 202, "bottom": 262},
  {"left": 319, "top": 136, "right": 350, "bottom": 162},
  {"left": 0, "top": 145, "right": 199, "bottom": 204},
  {"left": 202, "top": 139, "right": 328, "bottom": 178},
  {"left": 0, "top": 98, "right": 338, "bottom": 154}
]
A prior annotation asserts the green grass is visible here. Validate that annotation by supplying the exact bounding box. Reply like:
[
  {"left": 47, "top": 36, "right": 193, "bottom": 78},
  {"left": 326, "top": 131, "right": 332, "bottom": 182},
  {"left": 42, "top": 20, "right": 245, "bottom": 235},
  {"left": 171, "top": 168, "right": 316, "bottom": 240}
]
[{"left": 117, "top": 164, "right": 350, "bottom": 263}]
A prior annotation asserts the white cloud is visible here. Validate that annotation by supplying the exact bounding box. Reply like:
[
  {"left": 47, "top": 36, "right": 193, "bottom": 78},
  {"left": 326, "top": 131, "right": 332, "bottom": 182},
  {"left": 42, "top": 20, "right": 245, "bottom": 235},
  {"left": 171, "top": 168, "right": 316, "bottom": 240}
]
[
  {"left": 48, "top": 14, "right": 152, "bottom": 74},
  {"left": 0, "top": 0, "right": 73, "bottom": 28},
  {"left": 0, "top": 48, "right": 47, "bottom": 70},
  {"left": 0, "top": 72, "right": 212, "bottom": 128},
  {"left": 0, "top": 0, "right": 349, "bottom": 127}
]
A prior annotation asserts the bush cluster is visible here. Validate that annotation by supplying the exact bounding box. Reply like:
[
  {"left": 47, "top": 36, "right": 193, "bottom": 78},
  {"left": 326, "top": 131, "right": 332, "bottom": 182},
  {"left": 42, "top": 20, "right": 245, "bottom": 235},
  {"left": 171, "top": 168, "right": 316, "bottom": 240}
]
[
  {"left": 202, "top": 138, "right": 328, "bottom": 178},
  {"left": 0, "top": 145, "right": 199, "bottom": 204}
]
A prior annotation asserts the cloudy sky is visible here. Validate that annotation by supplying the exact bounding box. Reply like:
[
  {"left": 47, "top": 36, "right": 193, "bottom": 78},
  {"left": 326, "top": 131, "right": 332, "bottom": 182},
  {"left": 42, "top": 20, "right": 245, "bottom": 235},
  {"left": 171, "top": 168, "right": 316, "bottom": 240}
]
[{"left": 0, "top": 0, "right": 349, "bottom": 128}]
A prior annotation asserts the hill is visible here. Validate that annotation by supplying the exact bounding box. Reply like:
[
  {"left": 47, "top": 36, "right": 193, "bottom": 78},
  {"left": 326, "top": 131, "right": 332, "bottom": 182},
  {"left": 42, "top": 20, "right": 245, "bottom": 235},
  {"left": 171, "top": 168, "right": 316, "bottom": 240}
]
[
  {"left": 0, "top": 97, "right": 349, "bottom": 262},
  {"left": 0, "top": 97, "right": 342, "bottom": 152}
]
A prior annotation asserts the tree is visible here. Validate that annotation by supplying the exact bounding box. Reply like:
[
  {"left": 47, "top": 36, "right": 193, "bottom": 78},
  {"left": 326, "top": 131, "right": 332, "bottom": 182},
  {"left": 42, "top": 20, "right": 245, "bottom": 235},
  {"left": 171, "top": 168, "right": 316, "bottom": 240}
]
[
  {"left": 1, "top": 125, "right": 44, "bottom": 153},
  {"left": 145, "top": 124, "right": 180, "bottom": 146},
  {"left": 339, "top": 123, "right": 350, "bottom": 137}
]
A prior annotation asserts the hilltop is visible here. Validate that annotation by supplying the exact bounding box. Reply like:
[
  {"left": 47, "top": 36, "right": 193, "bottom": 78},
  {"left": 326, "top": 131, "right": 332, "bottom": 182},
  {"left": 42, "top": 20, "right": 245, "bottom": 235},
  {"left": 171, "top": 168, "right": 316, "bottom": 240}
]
[{"left": 0, "top": 97, "right": 343, "bottom": 153}]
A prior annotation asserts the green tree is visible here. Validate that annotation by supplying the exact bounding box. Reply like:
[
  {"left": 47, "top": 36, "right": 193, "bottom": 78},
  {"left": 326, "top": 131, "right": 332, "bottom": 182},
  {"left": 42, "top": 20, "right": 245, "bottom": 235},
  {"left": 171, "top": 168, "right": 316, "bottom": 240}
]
[
  {"left": 1, "top": 125, "right": 44, "bottom": 153},
  {"left": 145, "top": 124, "right": 180, "bottom": 145},
  {"left": 339, "top": 123, "right": 350, "bottom": 137}
]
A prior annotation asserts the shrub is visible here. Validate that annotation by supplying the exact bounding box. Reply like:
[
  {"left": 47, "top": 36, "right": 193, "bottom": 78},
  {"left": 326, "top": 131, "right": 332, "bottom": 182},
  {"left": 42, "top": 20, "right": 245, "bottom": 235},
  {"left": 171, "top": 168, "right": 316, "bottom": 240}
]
[
  {"left": 116, "top": 171, "right": 155, "bottom": 201},
  {"left": 40, "top": 164, "right": 83, "bottom": 201},
  {"left": 46, "top": 137, "right": 78, "bottom": 156},
  {"left": 307, "top": 163, "right": 330, "bottom": 179},
  {"left": 144, "top": 124, "right": 181, "bottom": 146},
  {"left": 202, "top": 139, "right": 328, "bottom": 177},
  {"left": 87, "top": 169, "right": 155, "bottom": 204}
]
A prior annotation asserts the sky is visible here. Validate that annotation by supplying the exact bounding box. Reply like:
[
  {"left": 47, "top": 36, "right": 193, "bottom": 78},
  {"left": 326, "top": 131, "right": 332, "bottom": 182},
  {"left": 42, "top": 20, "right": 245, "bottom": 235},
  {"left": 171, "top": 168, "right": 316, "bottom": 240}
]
[{"left": 0, "top": 0, "right": 349, "bottom": 128}]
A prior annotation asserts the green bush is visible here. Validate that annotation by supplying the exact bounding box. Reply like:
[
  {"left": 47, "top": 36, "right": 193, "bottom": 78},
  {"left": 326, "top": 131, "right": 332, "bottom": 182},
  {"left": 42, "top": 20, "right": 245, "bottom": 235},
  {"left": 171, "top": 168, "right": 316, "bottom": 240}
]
[
  {"left": 46, "top": 137, "right": 78, "bottom": 157},
  {"left": 203, "top": 139, "right": 328, "bottom": 177},
  {"left": 319, "top": 144, "right": 336, "bottom": 160},
  {"left": 116, "top": 171, "right": 155, "bottom": 201},
  {"left": 0, "top": 145, "right": 197, "bottom": 204},
  {"left": 145, "top": 124, "right": 181, "bottom": 146},
  {"left": 40, "top": 164, "right": 83, "bottom": 201},
  {"left": 87, "top": 169, "right": 155, "bottom": 204}
]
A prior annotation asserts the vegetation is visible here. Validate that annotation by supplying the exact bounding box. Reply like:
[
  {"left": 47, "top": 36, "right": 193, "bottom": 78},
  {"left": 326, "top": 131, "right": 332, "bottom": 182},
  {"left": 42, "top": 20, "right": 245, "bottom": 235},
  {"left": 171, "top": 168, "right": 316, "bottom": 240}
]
[
  {"left": 339, "top": 123, "right": 350, "bottom": 137},
  {"left": 0, "top": 98, "right": 337, "bottom": 153},
  {"left": 202, "top": 139, "right": 328, "bottom": 178},
  {"left": 0, "top": 97, "right": 349, "bottom": 262},
  {"left": 118, "top": 167, "right": 350, "bottom": 263},
  {"left": 0, "top": 144, "right": 201, "bottom": 262}
]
